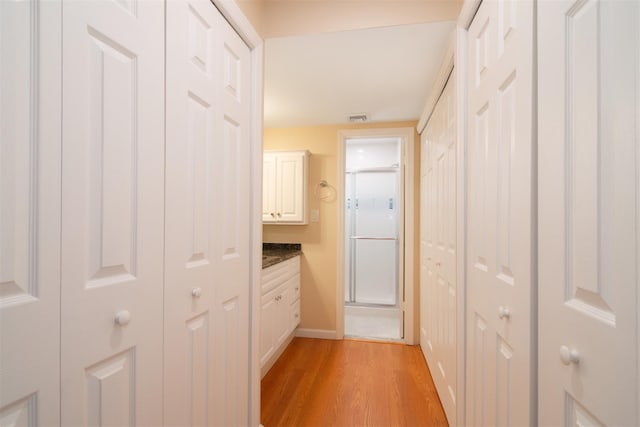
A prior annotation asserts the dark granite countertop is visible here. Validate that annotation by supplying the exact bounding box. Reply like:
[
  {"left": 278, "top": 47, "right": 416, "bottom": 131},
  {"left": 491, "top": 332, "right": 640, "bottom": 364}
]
[{"left": 262, "top": 243, "right": 302, "bottom": 269}]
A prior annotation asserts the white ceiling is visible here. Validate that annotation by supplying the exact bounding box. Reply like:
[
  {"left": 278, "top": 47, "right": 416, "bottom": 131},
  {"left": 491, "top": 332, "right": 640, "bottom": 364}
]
[{"left": 264, "top": 21, "right": 456, "bottom": 128}]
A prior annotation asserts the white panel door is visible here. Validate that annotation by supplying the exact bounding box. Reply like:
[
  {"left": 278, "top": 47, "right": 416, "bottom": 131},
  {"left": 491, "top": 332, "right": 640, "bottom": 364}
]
[
  {"left": 0, "top": 1, "right": 61, "bottom": 424},
  {"left": 276, "top": 153, "right": 304, "bottom": 223},
  {"left": 262, "top": 153, "right": 277, "bottom": 222},
  {"left": 211, "top": 14, "right": 252, "bottom": 427},
  {"left": 164, "top": 0, "right": 220, "bottom": 425},
  {"left": 538, "top": 1, "right": 639, "bottom": 425},
  {"left": 420, "top": 74, "right": 457, "bottom": 425},
  {"left": 465, "top": 0, "right": 535, "bottom": 425},
  {"left": 60, "top": 1, "right": 164, "bottom": 425}
]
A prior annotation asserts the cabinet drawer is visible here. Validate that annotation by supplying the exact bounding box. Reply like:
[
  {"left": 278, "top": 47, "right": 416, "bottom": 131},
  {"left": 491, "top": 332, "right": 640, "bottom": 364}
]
[
  {"left": 291, "top": 299, "right": 301, "bottom": 329},
  {"left": 290, "top": 273, "right": 300, "bottom": 303},
  {"left": 289, "top": 256, "right": 300, "bottom": 274},
  {"left": 262, "top": 260, "right": 291, "bottom": 293},
  {"left": 262, "top": 281, "right": 287, "bottom": 306}
]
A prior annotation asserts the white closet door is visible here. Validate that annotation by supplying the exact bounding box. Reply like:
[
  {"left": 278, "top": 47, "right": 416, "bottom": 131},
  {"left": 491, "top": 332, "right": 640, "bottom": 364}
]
[
  {"left": 164, "top": 0, "right": 220, "bottom": 424},
  {"left": 465, "top": 0, "right": 535, "bottom": 425},
  {"left": 165, "top": 1, "right": 252, "bottom": 425},
  {"left": 420, "top": 74, "right": 457, "bottom": 425},
  {"left": 538, "top": 1, "right": 639, "bottom": 425},
  {"left": 0, "top": 1, "right": 61, "bottom": 424},
  {"left": 211, "top": 13, "right": 252, "bottom": 427},
  {"left": 60, "top": 1, "right": 165, "bottom": 425}
]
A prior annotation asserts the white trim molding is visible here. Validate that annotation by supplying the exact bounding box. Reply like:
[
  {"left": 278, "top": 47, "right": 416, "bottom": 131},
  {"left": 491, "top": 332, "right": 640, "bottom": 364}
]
[
  {"left": 454, "top": 24, "right": 467, "bottom": 427},
  {"left": 295, "top": 329, "right": 338, "bottom": 340},
  {"left": 417, "top": 35, "right": 455, "bottom": 134},
  {"left": 336, "top": 127, "right": 416, "bottom": 345}
]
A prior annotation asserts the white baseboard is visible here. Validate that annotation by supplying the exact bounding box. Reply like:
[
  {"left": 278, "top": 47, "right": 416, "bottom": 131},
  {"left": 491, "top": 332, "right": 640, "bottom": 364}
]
[{"left": 294, "top": 328, "right": 337, "bottom": 340}]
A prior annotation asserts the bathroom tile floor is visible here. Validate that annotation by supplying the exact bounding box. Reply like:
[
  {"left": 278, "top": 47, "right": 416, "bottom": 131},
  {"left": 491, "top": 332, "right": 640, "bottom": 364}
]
[{"left": 344, "top": 305, "right": 402, "bottom": 340}]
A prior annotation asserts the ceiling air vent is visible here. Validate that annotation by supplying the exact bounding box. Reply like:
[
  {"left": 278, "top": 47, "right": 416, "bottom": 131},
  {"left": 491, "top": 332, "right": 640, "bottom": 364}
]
[{"left": 348, "top": 113, "right": 368, "bottom": 122}]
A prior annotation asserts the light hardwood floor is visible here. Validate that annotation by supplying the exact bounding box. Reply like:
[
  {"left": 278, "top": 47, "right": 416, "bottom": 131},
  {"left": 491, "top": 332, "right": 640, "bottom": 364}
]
[{"left": 261, "top": 338, "right": 448, "bottom": 427}]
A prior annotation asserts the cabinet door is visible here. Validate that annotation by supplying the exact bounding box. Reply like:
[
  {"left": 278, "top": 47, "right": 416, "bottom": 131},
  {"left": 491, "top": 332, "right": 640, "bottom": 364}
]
[
  {"left": 276, "top": 153, "right": 305, "bottom": 223},
  {"left": 263, "top": 153, "right": 277, "bottom": 222},
  {"left": 0, "top": 1, "right": 61, "bottom": 424},
  {"left": 164, "top": 0, "right": 221, "bottom": 424},
  {"left": 60, "top": 1, "right": 165, "bottom": 425},
  {"left": 275, "top": 283, "right": 292, "bottom": 347},
  {"left": 538, "top": 1, "right": 639, "bottom": 425},
  {"left": 260, "top": 294, "right": 277, "bottom": 367}
]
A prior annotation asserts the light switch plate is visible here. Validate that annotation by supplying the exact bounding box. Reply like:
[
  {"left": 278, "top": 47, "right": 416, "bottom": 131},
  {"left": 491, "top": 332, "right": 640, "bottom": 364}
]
[{"left": 310, "top": 209, "right": 320, "bottom": 222}]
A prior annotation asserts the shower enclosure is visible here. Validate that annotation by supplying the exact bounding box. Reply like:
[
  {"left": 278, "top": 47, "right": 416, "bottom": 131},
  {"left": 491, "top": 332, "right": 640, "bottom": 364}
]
[{"left": 344, "top": 138, "right": 403, "bottom": 340}]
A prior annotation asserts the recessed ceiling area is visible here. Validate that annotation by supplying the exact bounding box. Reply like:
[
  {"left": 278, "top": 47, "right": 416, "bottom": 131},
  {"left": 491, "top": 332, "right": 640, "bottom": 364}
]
[{"left": 264, "top": 21, "right": 456, "bottom": 128}]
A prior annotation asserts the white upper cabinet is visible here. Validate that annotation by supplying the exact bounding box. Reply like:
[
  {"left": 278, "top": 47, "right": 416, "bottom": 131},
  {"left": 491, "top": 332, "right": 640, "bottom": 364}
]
[{"left": 263, "top": 151, "right": 309, "bottom": 224}]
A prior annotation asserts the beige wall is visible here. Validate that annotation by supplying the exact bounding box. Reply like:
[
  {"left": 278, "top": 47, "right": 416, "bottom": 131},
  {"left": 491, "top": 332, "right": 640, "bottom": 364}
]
[
  {"left": 235, "top": 0, "right": 265, "bottom": 36},
  {"left": 263, "top": 121, "right": 420, "bottom": 339}
]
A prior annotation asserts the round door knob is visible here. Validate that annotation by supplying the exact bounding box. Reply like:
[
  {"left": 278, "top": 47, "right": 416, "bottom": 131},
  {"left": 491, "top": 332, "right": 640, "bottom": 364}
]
[
  {"left": 498, "top": 306, "right": 511, "bottom": 319},
  {"left": 191, "top": 287, "right": 202, "bottom": 298},
  {"left": 277, "top": 212, "right": 282, "bottom": 218},
  {"left": 114, "top": 310, "right": 131, "bottom": 326},
  {"left": 560, "top": 345, "right": 580, "bottom": 365},
  {"left": 270, "top": 212, "right": 276, "bottom": 218}
]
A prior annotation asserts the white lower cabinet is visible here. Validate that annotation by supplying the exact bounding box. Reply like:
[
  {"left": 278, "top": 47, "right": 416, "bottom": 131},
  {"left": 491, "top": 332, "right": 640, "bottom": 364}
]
[{"left": 260, "top": 256, "right": 301, "bottom": 376}]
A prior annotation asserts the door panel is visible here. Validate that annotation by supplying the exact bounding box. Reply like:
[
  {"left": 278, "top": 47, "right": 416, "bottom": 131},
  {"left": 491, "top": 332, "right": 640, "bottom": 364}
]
[
  {"left": 276, "top": 153, "right": 304, "bottom": 222},
  {"left": 164, "top": 0, "right": 219, "bottom": 424},
  {"left": 61, "top": 1, "right": 164, "bottom": 424},
  {"left": 262, "top": 154, "right": 277, "bottom": 221},
  {"left": 354, "top": 171, "right": 398, "bottom": 238},
  {"left": 465, "top": 0, "right": 535, "bottom": 425},
  {"left": 165, "top": 2, "right": 252, "bottom": 425},
  {"left": 354, "top": 239, "right": 397, "bottom": 305},
  {"left": 420, "top": 75, "right": 457, "bottom": 425},
  {"left": 213, "top": 15, "right": 251, "bottom": 427},
  {"left": 538, "top": 1, "right": 639, "bottom": 425},
  {"left": 0, "top": 1, "right": 61, "bottom": 423}
]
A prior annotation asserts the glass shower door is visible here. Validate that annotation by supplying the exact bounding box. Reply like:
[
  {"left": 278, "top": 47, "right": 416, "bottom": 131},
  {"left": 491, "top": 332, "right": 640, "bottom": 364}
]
[{"left": 345, "top": 169, "right": 399, "bottom": 306}]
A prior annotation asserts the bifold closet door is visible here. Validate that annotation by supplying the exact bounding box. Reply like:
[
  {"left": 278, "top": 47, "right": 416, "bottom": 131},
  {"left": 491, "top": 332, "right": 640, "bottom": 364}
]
[
  {"left": 61, "top": 1, "right": 165, "bottom": 425},
  {"left": 420, "top": 74, "right": 456, "bottom": 425},
  {"left": 0, "top": 1, "right": 62, "bottom": 424},
  {"left": 538, "top": 1, "right": 639, "bottom": 425},
  {"left": 465, "top": 0, "right": 535, "bottom": 425},
  {"left": 165, "top": 1, "right": 252, "bottom": 425}
]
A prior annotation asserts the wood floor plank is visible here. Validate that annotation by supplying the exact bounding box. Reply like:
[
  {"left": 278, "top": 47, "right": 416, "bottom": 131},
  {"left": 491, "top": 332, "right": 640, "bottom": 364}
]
[{"left": 261, "top": 338, "right": 448, "bottom": 427}]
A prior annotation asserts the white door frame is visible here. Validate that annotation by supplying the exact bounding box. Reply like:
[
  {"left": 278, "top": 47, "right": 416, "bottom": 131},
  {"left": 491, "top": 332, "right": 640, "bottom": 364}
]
[
  {"left": 336, "top": 127, "right": 415, "bottom": 344},
  {"left": 208, "top": 2, "right": 263, "bottom": 426}
]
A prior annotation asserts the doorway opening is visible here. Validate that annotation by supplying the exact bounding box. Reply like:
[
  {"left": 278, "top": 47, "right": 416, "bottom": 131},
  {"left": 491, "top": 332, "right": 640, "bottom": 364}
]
[{"left": 343, "top": 137, "right": 404, "bottom": 340}]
